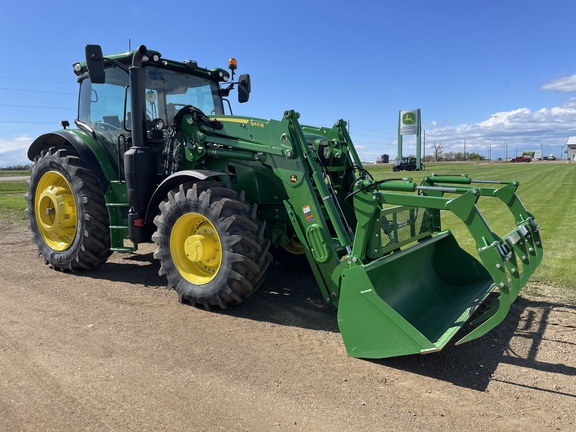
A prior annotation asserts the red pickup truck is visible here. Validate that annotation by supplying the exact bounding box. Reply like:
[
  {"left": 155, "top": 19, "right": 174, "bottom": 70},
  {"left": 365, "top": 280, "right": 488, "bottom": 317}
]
[{"left": 510, "top": 156, "right": 531, "bottom": 163}]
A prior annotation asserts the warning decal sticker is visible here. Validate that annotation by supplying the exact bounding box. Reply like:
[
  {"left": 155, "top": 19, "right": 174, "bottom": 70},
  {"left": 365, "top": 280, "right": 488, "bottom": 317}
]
[{"left": 302, "top": 205, "right": 314, "bottom": 223}]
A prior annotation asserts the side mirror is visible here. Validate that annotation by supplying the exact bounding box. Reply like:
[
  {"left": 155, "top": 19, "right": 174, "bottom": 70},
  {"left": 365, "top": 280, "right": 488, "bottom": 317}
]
[
  {"left": 85, "top": 44, "right": 106, "bottom": 84},
  {"left": 238, "top": 74, "right": 251, "bottom": 103}
]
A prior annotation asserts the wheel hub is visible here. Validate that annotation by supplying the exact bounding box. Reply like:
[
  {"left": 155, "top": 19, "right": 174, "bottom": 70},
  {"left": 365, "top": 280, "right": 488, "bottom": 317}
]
[
  {"left": 171, "top": 213, "right": 222, "bottom": 284},
  {"left": 38, "top": 185, "right": 76, "bottom": 233},
  {"left": 184, "top": 229, "right": 219, "bottom": 264}
]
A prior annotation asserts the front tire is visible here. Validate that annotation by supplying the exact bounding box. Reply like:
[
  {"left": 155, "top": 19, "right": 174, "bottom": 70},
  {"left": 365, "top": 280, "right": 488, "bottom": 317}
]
[
  {"left": 26, "top": 147, "right": 112, "bottom": 270},
  {"left": 152, "top": 181, "right": 272, "bottom": 309}
]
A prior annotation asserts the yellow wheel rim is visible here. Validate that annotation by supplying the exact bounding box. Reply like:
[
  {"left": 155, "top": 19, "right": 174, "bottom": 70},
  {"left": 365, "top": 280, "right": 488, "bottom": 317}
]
[
  {"left": 35, "top": 171, "right": 78, "bottom": 251},
  {"left": 282, "top": 238, "right": 305, "bottom": 255},
  {"left": 171, "top": 213, "right": 222, "bottom": 284}
]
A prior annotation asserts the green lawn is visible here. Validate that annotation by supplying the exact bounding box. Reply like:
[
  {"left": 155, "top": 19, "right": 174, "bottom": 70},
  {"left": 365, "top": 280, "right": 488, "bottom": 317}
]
[
  {"left": 366, "top": 162, "right": 576, "bottom": 297},
  {"left": 2, "top": 162, "right": 574, "bottom": 298},
  {"left": 0, "top": 180, "right": 28, "bottom": 224}
]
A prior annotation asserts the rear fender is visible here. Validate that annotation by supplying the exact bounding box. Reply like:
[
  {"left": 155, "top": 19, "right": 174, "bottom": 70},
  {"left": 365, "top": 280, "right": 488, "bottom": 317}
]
[
  {"left": 144, "top": 170, "right": 231, "bottom": 224},
  {"left": 28, "top": 130, "right": 117, "bottom": 195}
]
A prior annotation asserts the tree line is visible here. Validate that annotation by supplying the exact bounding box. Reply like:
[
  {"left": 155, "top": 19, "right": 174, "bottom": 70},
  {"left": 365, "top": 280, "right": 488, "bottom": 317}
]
[{"left": 0, "top": 165, "right": 32, "bottom": 171}]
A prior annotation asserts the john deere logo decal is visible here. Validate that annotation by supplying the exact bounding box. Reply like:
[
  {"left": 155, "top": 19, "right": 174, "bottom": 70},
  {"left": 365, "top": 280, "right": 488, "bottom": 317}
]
[
  {"left": 289, "top": 174, "right": 298, "bottom": 183},
  {"left": 402, "top": 112, "right": 415, "bottom": 125}
]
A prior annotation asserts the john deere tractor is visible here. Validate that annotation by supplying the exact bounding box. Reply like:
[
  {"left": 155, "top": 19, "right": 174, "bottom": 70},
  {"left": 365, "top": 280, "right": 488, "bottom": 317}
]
[{"left": 26, "top": 45, "right": 542, "bottom": 358}]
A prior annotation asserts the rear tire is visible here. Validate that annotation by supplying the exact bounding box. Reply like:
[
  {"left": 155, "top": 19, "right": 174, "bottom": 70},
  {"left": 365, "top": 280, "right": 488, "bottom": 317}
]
[
  {"left": 26, "top": 147, "right": 112, "bottom": 270},
  {"left": 152, "top": 181, "right": 272, "bottom": 309}
]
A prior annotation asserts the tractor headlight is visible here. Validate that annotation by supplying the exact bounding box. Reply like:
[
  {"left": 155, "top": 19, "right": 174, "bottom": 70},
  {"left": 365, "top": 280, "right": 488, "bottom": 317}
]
[
  {"left": 219, "top": 70, "right": 230, "bottom": 82},
  {"left": 211, "top": 68, "right": 230, "bottom": 82},
  {"left": 73, "top": 63, "right": 85, "bottom": 76}
]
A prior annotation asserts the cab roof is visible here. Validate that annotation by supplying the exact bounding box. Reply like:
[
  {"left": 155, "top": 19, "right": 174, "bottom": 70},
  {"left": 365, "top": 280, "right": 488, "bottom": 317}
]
[{"left": 73, "top": 48, "right": 230, "bottom": 83}]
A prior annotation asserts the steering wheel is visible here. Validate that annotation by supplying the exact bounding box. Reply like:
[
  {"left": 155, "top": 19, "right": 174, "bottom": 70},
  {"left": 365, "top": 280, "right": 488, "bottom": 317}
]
[{"left": 94, "top": 121, "right": 121, "bottom": 132}]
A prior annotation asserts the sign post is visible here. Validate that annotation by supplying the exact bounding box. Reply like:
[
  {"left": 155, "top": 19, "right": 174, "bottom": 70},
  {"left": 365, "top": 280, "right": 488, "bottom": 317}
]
[{"left": 398, "top": 109, "right": 422, "bottom": 170}]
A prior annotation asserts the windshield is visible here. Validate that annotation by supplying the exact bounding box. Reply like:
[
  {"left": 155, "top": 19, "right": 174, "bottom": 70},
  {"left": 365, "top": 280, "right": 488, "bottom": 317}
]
[
  {"left": 78, "top": 65, "right": 224, "bottom": 130},
  {"left": 144, "top": 66, "right": 225, "bottom": 121}
]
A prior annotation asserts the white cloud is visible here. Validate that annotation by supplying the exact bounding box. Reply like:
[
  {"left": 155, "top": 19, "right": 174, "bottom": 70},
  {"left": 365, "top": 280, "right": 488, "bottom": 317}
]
[
  {"left": 0, "top": 135, "right": 33, "bottom": 167},
  {"left": 475, "top": 101, "right": 576, "bottom": 131},
  {"left": 541, "top": 74, "right": 576, "bottom": 93}
]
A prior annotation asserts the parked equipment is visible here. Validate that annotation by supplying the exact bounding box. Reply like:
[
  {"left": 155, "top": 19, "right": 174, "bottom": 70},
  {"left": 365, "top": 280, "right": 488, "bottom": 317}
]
[
  {"left": 26, "top": 45, "right": 543, "bottom": 358},
  {"left": 393, "top": 157, "right": 423, "bottom": 171}
]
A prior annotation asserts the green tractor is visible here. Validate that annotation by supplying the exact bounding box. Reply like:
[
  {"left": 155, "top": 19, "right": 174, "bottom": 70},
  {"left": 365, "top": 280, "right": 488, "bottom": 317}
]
[{"left": 26, "top": 45, "right": 543, "bottom": 358}]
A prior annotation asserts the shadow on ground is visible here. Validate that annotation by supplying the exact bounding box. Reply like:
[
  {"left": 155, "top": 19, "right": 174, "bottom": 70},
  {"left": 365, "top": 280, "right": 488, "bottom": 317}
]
[
  {"left": 77, "top": 251, "right": 166, "bottom": 288},
  {"left": 377, "top": 296, "right": 576, "bottom": 392},
  {"left": 78, "top": 252, "right": 575, "bottom": 393}
]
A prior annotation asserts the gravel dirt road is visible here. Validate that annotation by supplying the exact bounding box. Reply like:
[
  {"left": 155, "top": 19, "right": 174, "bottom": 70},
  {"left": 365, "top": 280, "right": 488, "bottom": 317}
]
[{"left": 1, "top": 221, "right": 574, "bottom": 431}]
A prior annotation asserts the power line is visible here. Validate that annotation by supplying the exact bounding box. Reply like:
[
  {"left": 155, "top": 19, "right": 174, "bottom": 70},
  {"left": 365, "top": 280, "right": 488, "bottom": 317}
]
[
  {"left": 0, "top": 87, "right": 76, "bottom": 95},
  {"left": 0, "top": 104, "right": 71, "bottom": 110},
  {"left": 0, "top": 120, "right": 65, "bottom": 124},
  {"left": 0, "top": 76, "right": 71, "bottom": 85}
]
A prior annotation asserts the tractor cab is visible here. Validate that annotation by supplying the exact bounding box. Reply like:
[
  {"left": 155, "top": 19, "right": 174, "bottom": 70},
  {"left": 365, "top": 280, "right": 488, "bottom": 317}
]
[
  {"left": 74, "top": 47, "right": 235, "bottom": 172},
  {"left": 77, "top": 62, "right": 225, "bottom": 173}
]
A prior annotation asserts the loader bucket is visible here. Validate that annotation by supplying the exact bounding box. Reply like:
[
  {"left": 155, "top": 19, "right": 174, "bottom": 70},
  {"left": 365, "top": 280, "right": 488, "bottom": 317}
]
[
  {"left": 335, "top": 176, "right": 542, "bottom": 359},
  {"left": 338, "top": 232, "right": 494, "bottom": 358}
]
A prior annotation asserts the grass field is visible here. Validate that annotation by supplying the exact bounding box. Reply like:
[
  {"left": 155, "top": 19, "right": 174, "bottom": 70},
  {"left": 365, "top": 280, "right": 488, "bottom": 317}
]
[
  {"left": 1, "top": 161, "right": 574, "bottom": 298},
  {"left": 0, "top": 179, "right": 28, "bottom": 224},
  {"left": 367, "top": 161, "right": 576, "bottom": 297},
  {"left": 0, "top": 170, "right": 29, "bottom": 177}
]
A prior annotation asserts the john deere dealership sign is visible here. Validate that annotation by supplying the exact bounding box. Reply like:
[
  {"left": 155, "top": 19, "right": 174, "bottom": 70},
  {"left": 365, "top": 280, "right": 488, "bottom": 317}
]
[
  {"left": 397, "top": 108, "right": 423, "bottom": 170},
  {"left": 400, "top": 110, "right": 419, "bottom": 135}
]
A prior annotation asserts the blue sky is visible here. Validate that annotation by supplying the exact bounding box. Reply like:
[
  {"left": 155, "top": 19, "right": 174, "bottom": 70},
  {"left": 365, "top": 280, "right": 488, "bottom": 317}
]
[{"left": 1, "top": 0, "right": 575, "bottom": 166}]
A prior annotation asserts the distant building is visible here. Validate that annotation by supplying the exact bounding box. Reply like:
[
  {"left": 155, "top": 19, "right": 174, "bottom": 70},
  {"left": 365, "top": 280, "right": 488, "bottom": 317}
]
[{"left": 567, "top": 137, "right": 576, "bottom": 161}]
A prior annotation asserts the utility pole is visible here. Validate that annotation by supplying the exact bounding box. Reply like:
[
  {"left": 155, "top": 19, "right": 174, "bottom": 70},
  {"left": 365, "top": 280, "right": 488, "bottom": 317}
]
[{"left": 464, "top": 139, "right": 466, "bottom": 160}]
